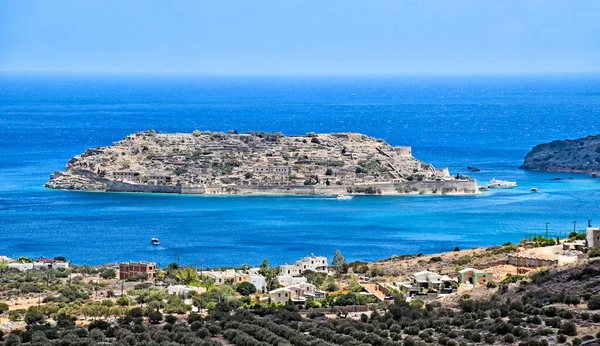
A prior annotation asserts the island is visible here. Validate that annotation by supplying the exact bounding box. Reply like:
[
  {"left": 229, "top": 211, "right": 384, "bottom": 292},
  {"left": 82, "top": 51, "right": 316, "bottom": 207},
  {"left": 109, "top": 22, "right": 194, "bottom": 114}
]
[
  {"left": 520, "top": 134, "right": 600, "bottom": 175},
  {"left": 46, "top": 130, "right": 478, "bottom": 195}
]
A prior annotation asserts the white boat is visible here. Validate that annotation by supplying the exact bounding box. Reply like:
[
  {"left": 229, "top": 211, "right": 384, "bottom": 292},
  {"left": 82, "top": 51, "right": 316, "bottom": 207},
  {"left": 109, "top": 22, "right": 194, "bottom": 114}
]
[
  {"left": 336, "top": 194, "right": 353, "bottom": 200},
  {"left": 530, "top": 187, "right": 539, "bottom": 193},
  {"left": 151, "top": 238, "right": 160, "bottom": 245},
  {"left": 488, "top": 178, "right": 517, "bottom": 189},
  {"left": 478, "top": 186, "right": 489, "bottom": 191}
]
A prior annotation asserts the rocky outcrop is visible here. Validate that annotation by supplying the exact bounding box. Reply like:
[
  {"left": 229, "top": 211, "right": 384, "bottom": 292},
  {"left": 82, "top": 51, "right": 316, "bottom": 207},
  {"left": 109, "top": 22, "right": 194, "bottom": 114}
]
[
  {"left": 520, "top": 134, "right": 600, "bottom": 174},
  {"left": 46, "top": 130, "right": 477, "bottom": 195}
]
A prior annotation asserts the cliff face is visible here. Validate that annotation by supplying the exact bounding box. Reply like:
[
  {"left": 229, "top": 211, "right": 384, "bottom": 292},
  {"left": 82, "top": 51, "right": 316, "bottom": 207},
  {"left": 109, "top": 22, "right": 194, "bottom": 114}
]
[
  {"left": 46, "top": 130, "right": 476, "bottom": 195},
  {"left": 520, "top": 134, "right": 600, "bottom": 174}
]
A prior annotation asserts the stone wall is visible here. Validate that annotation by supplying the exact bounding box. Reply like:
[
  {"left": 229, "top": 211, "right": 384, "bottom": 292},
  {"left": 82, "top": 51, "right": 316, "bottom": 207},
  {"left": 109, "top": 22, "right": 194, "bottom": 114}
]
[{"left": 106, "top": 181, "right": 182, "bottom": 194}]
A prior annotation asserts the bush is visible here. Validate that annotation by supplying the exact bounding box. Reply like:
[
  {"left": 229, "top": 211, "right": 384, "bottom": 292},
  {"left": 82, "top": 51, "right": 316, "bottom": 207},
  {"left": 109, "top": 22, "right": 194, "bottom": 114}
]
[
  {"left": 504, "top": 333, "right": 515, "bottom": 343},
  {"left": 0, "top": 302, "right": 9, "bottom": 314},
  {"left": 164, "top": 314, "right": 177, "bottom": 324},
  {"left": 558, "top": 321, "right": 577, "bottom": 336},
  {"left": 236, "top": 282, "right": 257, "bottom": 296},
  {"left": 429, "top": 256, "right": 443, "bottom": 263},
  {"left": 589, "top": 247, "right": 600, "bottom": 258},
  {"left": 588, "top": 295, "right": 600, "bottom": 310},
  {"left": 557, "top": 334, "right": 567, "bottom": 343}
]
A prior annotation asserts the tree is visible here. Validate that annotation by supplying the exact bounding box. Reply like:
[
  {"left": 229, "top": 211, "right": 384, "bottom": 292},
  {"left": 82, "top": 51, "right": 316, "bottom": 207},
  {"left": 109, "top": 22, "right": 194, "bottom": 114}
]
[
  {"left": 175, "top": 267, "right": 199, "bottom": 285},
  {"left": 24, "top": 307, "right": 45, "bottom": 325},
  {"left": 0, "top": 302, "right": 9, "bottom": 314},
  {"left": 588, "top": 295, "right": 600, "bottom": 310},
  {"left": 332, "top": 250, "right": 348, "bottom": 274},
  {"left": 116, "top": 296, "right": 131, "bottom": 307},
  {"left": 236, "top": 282, "right": 257, "bottom": 296},
  {"left": 258, "top": 259, "right": 279, "bottom": 291},
  {"left": 99, "top": 268, "right": 116, "bottom": 280},
  {"left": 147, "top": 310, "right": 163, "bottom": 324}
]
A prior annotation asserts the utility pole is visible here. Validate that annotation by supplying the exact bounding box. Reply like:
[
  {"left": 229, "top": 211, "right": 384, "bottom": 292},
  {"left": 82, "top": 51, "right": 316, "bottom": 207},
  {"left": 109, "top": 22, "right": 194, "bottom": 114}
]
[
  {"left": 177, "top": 254, "right": 180, "bottom": 267},
  {"left": 573, "top": 220, "right": 577, "bottom": 233},
  {"left": 545, "top": 222, "right": 549, "bottom": 239},
  {"left": 200, "top": 260, "right": 204, "bottom": 280},
  {"left": 121, "top": 280, "right": 124, "bottom": 296},
  {"left": 588, "top": 219, "right": 592, "bottom": 228}
]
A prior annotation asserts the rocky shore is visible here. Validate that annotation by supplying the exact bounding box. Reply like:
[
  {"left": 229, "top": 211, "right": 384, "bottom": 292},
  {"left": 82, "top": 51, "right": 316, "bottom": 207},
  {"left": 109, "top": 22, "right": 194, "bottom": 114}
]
[
  {"left": 46, "top": 130, "right": 478, "bottom": 195},
  {"left": 521, "top": 134, "right": 600, "bottom": 175}
]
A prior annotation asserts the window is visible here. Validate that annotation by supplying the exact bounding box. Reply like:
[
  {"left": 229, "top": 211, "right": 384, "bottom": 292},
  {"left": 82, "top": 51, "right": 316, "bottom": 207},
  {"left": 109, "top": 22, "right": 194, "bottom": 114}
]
[{"left": 278, "top": 293, "right": 281, "bottom": 297}]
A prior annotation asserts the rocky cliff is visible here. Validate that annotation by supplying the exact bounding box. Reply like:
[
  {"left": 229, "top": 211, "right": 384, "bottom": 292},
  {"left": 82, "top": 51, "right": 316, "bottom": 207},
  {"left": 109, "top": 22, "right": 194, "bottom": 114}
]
[
  {"left": 46, "top": 130, "right": 477, "bottom": 195},
  {"left": 520, "top": 134, "right": 600, "bottom": 174}
]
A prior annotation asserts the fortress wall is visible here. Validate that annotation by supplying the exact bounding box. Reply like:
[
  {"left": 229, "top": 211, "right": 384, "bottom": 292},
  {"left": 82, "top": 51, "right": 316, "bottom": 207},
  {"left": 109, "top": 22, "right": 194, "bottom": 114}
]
[
  {"left": 106, "top": 181, "right": 182, "bottom": 194},
  {"left": 100, "top": 179, "right": 478, "bottom": 195}
]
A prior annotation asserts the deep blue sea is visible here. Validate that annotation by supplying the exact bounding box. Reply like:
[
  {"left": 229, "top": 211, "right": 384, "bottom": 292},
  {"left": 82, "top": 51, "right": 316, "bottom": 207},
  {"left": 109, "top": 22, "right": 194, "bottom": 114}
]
[{"left": 1, "top": 74, "right": 600, "bottom": 268}]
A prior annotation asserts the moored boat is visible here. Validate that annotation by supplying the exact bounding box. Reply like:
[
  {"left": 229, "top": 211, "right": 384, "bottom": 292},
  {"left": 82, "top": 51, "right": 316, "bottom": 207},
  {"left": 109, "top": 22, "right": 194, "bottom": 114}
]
[
  {"left": 336, "top": 194, "right": 353, "bottom": 200},
  {"left": 151, "top": 237, "right": 160, "bottom": 245},
  {"left": 488, "top": 178, "right": 517, "bottom": 189}
]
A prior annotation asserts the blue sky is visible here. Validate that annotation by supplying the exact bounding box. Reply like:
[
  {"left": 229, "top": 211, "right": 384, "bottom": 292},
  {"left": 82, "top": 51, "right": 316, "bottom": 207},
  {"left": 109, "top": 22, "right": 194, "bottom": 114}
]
[{"left": 1, "top": 0, "right": 599, "bottom": 75}]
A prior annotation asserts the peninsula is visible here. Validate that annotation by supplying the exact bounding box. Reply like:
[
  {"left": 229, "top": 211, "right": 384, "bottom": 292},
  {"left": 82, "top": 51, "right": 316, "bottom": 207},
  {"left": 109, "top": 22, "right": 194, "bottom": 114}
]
[
  {"left": 46, "top": 130, "right": 477, "bottom": 195},
  {"left": 520, "top": 134, "right": 600, "bottom": 175}
]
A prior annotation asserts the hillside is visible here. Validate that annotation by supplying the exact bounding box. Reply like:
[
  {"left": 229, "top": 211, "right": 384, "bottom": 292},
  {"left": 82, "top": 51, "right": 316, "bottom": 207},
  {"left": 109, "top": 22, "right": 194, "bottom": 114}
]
[
  {"left": 521, "top": 134, "right": 600, "bottom": 174},
  {"left": 46, "top": 130, "right": 477, "bottom": 195}
]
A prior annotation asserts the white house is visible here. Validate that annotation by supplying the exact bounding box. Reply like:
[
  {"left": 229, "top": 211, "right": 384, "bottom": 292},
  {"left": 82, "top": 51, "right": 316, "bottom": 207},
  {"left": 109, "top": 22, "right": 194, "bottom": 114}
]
[
  {"left": 167, "top": 285, "right": 206, "bottom": 296},
  {"left": 249, "top": 274, "right": 267, "bottom": 292},
  {"left": 277, "top": 275, "right": 307, "bottom": 287},
  {"left": 33, "top": 258, "right": 70, "bottom": 270},
  {"left": 8, "top": 262, "right": 33, "bottom": 271},
  {"left": 279, "top": 254, "right": 328, "bottom": 276}
]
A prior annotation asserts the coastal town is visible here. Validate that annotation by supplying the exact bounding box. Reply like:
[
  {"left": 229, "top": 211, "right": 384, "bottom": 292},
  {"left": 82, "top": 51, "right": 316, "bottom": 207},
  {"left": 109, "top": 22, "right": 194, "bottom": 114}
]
[
  {"left": 45, "top": 131, "right": 478, "bottom": 196},
  {"left": 1, "top": 228, "right": 599, "bottom": 345}
]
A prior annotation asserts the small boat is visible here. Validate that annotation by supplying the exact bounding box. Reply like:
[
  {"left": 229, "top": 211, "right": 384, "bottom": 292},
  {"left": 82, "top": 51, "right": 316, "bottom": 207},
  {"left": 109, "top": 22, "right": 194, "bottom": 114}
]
[
  {"left": 467, "top": 166, "right": 481, "bottom": 172},
  {"left": 151, "top": 238, "right": 160, "bottom": 245},
  {"left": 336, "top": 194, "right": 353, "bottom": 200},
  {"left": 488, "top": 178, "right": 517, "bottom": 189},
  {"left": 478, "top": 186, "right": 489, "bottom": 191},
  {"left": 530, "top": 188, "right": 539, "bottom": 193}
]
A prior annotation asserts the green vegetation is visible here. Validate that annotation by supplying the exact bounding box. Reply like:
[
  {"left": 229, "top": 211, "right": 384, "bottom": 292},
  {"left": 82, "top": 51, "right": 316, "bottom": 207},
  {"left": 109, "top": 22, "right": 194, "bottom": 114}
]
[{"left": 332, "top": 250, "right": 348, "bottom": 274}]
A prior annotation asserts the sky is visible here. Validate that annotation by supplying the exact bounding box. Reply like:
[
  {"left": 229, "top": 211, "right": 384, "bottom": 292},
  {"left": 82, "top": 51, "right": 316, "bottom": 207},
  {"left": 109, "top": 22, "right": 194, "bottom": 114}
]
[{"left": 1, "top": 0, "right": 599, "bottom": 75}]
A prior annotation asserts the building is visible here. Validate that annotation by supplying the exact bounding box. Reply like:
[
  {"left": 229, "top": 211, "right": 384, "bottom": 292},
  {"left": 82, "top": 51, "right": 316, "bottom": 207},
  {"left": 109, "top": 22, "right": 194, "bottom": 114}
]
[
  {"left": 167, "top": 285, "right": 207, "bottom": 296},
  {"left": 113, "top": 171, "right": 140, "bottom": 181},
  {"left": 587, "top": 228, "right": 600, "bottom": 248},
  {"left": 277, "top": 275, "right": 307, "bottom": 287},
  {"left": 253, "top": 166, "right": 292, "bottom": 175},
  {"left": 458, "top": 268, "right": 489, "bottom": 286},
  {"left": 411, "top": 271, "right": 455, "bottom": 293},
  {"left": 249, "top": 274, "right": 267, "bottom": 293},
  {"left": 279, "top": 254, "right": 328, "bottom": 276},
  {"left": 269, "top": 287, "right": 292, "bottom": 304},
  {"left": 8, "top": 262, "right": 34, "bottom": 271},
  {"left": 393, "top": 146, "right": 412, "bottom": 157},
  {"left": 33, "top": 257, "right": 70, "bottom": 270},
  {"left": 119, "top": 261, "right": 156, "bottom": 280},
  {"left": 203, "top": 269, "right": 251, "bottom": 286}
]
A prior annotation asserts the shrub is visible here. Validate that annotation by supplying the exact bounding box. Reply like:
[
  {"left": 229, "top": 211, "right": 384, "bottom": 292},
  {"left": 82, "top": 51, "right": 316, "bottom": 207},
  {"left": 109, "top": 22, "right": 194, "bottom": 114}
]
[
  {"left": 429, "top": 256, "right": 443, "bottom": 263},
  {"left": 0, "top": 302, "right": 9, "bottom": 314},
  {"left": 558, "top": 321, "right": 577, "bottom": 336},
  {"left": 589, "top": 247, "right": 600, "bottom": 258},
  {"left": 504, "top": 333, "right": 515, "bottom": 343},
  {"left": 588, "top": 295, "right": 600, "bottom": 310},
  {"left": 557, "top": 334, "right": 567, "bottom": 343}
]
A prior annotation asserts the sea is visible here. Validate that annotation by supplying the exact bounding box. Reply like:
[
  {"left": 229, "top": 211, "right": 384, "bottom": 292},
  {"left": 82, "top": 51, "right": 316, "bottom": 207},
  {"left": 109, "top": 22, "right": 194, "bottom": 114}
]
[{"left": 1, "top": 73, "right": 600, "bottom": 268}]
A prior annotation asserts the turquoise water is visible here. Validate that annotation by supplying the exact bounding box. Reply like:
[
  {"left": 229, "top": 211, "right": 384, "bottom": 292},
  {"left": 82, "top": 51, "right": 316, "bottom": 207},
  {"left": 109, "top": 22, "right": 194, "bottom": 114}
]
[{"left": 1, "top": 74, "right": 600, "bottom": 267}]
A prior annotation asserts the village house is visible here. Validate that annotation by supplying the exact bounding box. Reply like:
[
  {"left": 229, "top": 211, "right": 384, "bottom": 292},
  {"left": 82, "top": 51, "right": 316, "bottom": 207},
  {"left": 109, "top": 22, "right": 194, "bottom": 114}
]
[
  {"left": 411, "top": 270, "right": 455, "bottom": 293},
  {"left": 279, "top": 254, "right": 328, "bottom": 276},
  {"left": 458, "top": 268, "right": 489, "bottom": 286},
  {"left": 203, "top": 269, "right": 251, "bottom": 286},
  {"left": 119, "top": 261, "right": 156, "bottom": 280},
  {"left": 249, "top": 274, "right": 267, "bottom": 293},
  {"left": 277, "top": 275, "right": 307, "bottom": 287},
  {"left": 269, "top": 287, "right": 292, "bottom": 305},
  {"left": 7, "top": 257, "right": 69, "bottom": 271},
  {"left": 167, "top": 285, "right": 207, "bottom": 296},
  {"left": 587, "top": 227, "right": 600, "bottom": 248},
  {"left": 33, "top": 257, "right": 70, "bottom": 270}
]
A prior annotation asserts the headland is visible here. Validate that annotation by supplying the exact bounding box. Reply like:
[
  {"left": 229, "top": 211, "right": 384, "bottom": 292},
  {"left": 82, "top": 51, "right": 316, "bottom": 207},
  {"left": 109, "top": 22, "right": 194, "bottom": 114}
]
[
  {"left": 46, "top": 130, "right": 478, "bottom": 195},
  {"left": 521, "top": 134, "right": 600, "bottom": 176}
]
